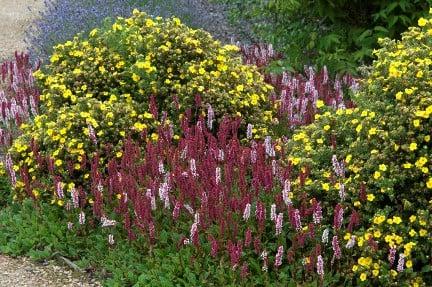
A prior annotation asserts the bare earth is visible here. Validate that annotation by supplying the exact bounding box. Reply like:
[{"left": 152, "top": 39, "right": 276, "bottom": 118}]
[
  {"left": 0, "top": 1, "right": 101, "bottom": 286},
  {"left": 0, "top": 0, "right": 44, "bottom": 60}
]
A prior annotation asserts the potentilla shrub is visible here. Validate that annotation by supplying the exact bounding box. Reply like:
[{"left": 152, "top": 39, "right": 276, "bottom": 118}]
[
  {"left": 9, "top": 97, "right": 154, "bottom": 201},
  {"left": 8, "top": 10, "right": 274, "bottom": 199},
  {"left": 35, "top": 10, "right": 274, "bottom": 136},
  {"left": 285, "top": 12, "right": 432, "bottom": 286}
]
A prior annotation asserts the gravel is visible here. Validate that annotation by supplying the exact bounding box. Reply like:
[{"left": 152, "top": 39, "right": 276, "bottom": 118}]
[
  {"left": 0, "top": 0, "right": 45, "bottom": 61},
  {"left": 0, "top": 255, "right": 101, "bottom": 287}
]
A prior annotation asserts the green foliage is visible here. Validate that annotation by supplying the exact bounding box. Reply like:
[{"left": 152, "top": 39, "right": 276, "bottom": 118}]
[
  {"left": 285, "top": 15, "right": 432, "bottom": 285},
  {"left": 0, "top": 200, "right": 304, "bottom": 286},
  {"left": 0, "top": 175, "right": 12, "bottom": 208},
  {"left": 217, "top": 0, "right": 432, "bottom": 74}
]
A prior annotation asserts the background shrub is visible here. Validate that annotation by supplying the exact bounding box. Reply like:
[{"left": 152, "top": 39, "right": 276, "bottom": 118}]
[{"left": 218, "top": 0, "right": 432, "bottom": 74}]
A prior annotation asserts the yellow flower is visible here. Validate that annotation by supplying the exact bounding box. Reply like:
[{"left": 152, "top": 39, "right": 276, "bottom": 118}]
[
  {"left": 358, "top": 257, "right": 372, "bottom": 267},
  {"left": 352, "top": 265, "right": 359, "bottom": 272},
  {"left": 379, "top": 164, "right": 387, "bottom": 171},
  {"left": 373, "top": 171, "right": 381, "bottom": 179},
  {"left": 116, "top": 151, "right": 123, "bottom": 158},
  {"left": 323, "top": 125, "right": 330, "bottom": 131},
  {"left": 356, "top": 124, "right": 362, "bottom": 133},
  {"left": 345, "top": 154, "right": 352, "bottom": 163},
  {"left": 373, "top": 215, "right": 386, "bottom": 225},
  {"left": 50, "top": 54, "right": 60, "bottom": 63},
  {"left": 32, "top": 189, "right": 40, "bottom": 198},
  {"left": 403, "top": 162, "right": 413, "bottom": 169},
  {"left": 415, "top": 157, "right": 427, "bottom": 168},
  {"left": 405, "top": 88, "right": 414, "bottom": 95},
  {"left": 409, "top": 142, "right": 417, "bottom": 151},
  {"left": 372, "top": 269, "right": 379, "bottom": 277},
  {"left": 367, "top": 194, "right": 375, "bottom": 201},
  {"left": 406, "top": 260, "right": 413, "bottom": 268},
  {"left": 419, "top": 229, "right": 428, "bottom": 237},
  {"left": 360, "top": 273, "right": 367, "bottom": 281},
  {"left": 395, "top": 91, "right": 403, "bottom": 100},
  {"left": 392, "top": 216, "right": 402, "bottom": 224},
  {"left": 133, "top": 122, "right": 147, "bottom": 131},
  {"left": 145, "top": 18, "right": 154, "bottom": 27},
  {"left": 316, "top": 100, "right": 324, "bottom": 108},
  {"left": 368, "top": 128, "right": 377, "bottom": 135},
  {"left": 321, "top": 183, "right": 330, "bottom": 191},
  {"left": 151, "top": 133, "right": 159, "bottom": 141},
  {"left": 373, "top": 230, "right": 381, "bottom": 238},
  {"left": 418, "top": 17, "right": 428, "bottom": 27},
  {"left": 132, "top": 73, "right": 141, "bottom": 82},
  {"left": 344, "top": 233, "right": 351, "bottom": 240},
  {"left": 426, "top": 177, "right": 432, "bottom": 189},
  {"left": 55, "top": 159, "right": 62, "bottom": 167},
  {"left": 236, "top": 85, "right": 244, "bottom": 92}
]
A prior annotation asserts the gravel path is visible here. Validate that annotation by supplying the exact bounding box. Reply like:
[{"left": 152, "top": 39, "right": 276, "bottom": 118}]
[
  {"left": 0, "top": 0, "right": 45, "bottom": 60},
  {"left": 0, "top": 255, "right": 101, "bottom": 286}
]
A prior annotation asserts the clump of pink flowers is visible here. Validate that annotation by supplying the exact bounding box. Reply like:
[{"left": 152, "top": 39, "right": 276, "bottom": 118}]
[{"left": 0, "top": 52, "right": 39, "bottom": 153}]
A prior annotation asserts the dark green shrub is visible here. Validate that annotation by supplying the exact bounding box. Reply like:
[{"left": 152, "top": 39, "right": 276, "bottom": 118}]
[{"left": 219, "top": 0, "right": 432, "bottom": 74}]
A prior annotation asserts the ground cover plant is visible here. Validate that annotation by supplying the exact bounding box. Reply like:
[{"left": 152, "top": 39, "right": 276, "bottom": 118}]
[{"left": 0, "top": 5, "right": 431, "bottom": 287}]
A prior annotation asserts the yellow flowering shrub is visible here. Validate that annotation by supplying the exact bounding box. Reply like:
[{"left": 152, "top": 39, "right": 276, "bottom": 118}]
[
  {"left": 285, "top": 12, "right": 432, "bottom": 286},
  {"left": 9, "top": 9, "right": 275, "bottom": 200},
  {"left": 10, "top": 97, "right": 155, "bottom": 200},
  {"left": 35, "top": 9, "right": 273, "bottom": 135}
]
